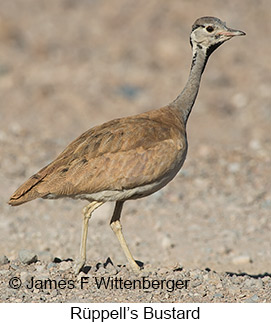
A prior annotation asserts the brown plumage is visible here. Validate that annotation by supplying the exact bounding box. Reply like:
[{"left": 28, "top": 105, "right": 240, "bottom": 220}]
[
  {"left": 9, "top": 107, "right": 186, "bottom": 205},
  {"left": 9, "top": 17, "right": 245, "bottom": 274}
]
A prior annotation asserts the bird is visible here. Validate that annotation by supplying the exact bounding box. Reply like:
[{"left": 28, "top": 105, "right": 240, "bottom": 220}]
[{"left": 9, "top": 17, "right": 245, "bottom": 274}]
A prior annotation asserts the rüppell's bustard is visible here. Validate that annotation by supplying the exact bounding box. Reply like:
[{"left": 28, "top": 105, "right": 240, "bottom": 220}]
[{"left": 9, "top": 17, "right": 245, "bottom": 274}]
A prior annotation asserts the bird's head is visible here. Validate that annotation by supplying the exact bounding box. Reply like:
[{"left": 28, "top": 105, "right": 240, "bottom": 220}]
[{"left": 190, "top": 17, "right": 245, "bottom": 53}]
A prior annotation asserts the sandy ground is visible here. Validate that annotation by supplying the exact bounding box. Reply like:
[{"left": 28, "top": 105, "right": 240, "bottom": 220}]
[{"left": 0, "top": 0, "right": 270, "bottom": 303}]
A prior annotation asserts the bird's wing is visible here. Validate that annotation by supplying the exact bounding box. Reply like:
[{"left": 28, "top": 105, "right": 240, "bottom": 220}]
[{"left": 9, "top": 108, "right": 186, "bottom": 205}]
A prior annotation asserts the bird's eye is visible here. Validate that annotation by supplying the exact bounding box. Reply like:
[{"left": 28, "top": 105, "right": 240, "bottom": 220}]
[{"left": 206, "top": 26, "right": 214, "bottom": 33}]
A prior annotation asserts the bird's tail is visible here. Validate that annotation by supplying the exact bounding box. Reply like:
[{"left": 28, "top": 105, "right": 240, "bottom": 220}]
[{"left": 9, "top": 172, "right": 47, "bottom": 206}]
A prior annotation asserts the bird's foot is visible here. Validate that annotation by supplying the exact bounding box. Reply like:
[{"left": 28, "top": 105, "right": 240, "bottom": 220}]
[
  {"left": 129, "top": 260, "right": 142, "bottom": 275},
  {"left": 74, "top": 259, "right": 85, "bottom": 275}
]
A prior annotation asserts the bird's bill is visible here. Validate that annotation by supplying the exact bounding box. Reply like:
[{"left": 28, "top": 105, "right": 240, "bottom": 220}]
[{"left": 218, "top": 28, "right": 246, "bottom": 38}]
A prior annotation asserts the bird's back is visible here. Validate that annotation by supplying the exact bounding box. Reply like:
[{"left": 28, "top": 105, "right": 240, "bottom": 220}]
[{"left": 9, "top": 105, "right": 187, "bottom": 206}]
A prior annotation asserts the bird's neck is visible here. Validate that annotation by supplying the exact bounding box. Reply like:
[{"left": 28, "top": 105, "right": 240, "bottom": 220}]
[{"left": 172, "top": 45, "right": 208, "bottom": 125}]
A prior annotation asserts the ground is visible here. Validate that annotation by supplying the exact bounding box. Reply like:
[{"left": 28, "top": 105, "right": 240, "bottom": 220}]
[{"left": 0, "top": 0, "right": 270, "bottom": 303}]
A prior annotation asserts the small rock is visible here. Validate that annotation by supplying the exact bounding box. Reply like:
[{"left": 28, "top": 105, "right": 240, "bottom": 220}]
[
  {"left": 76, "top": 271, "right": 87, "bottom": 281},
  {"left": 21, "top": 271, "right": 32, "bottom": 282},
  {"left": 118, "top": 84, "right": 141, "bottom": 100},
  {"left": 47, "top": 262, "right": 57, "bottom": 270},
  {"left": 104, "top": 257, "right": 114, "bottom": 268},
  {"left": 35, "top": 264, "right": 46, "bottom": 272},
  {"left": 244, "top": 294, "right": 259, "bottom": 303},
  {"left": 191, "top": 281, "right": 202, "bottom": 288},
  {"left": 104, "top": 258, "right": 117, "bottom": 275},
  {"left": 157, "top": 267, "right": 170, "bottom": 275},
  {"left": 213, "top": 293, "right": 224, "bottom": 299},
  {"left": 106, "top": 267, "right": 118, "bottom": 275},
  {"left": 51, "top": 289, "right": 58, "bottom": 298},
  {"left": 243, "top": 278, "right": 255, "bottom": 288},
  {"left": 19, "top": 250, "right": 38, "bottom": 265},
  {"left": 34, "top": 273, "right": 49, "bottom": 281},
  {"left": 38, "top": 251, "right": 54, "bottom": 263},
  {"left": 232, "top": 255, "right": 251, "bottom": 265},
  {"left": 249, "top": 140, "right": 261, "bottom": 151},
  {"left": 96, "top": 262, "right": 103, "bottom": 271},
  {"left": 262, "top": 276, "right": 270, "bottom": 283},
  {"left": 216, "top": 282, "right": 223, "bottom": 289},
  {"left": 88, "top": 265, "right": 97, "bottom": 275},
  {"left": 97, "top": 267, "right": 106, "bottom": 275},
  {"left": 231, "top": 93, "right": 247, "bottom": 109},
  {"left": 189, "top": 269, "right": 203, "bottom": 280},
  {"left": 228, "top": 162, "right": 240, "bottom": 173},
  {"left": 0, "top": 255, "right": 9, "bottom": 265},
  {"left": 261, "top": 199, "right": 271, "bottom": 209},
  {"left": 228, "top": 285, "right": 240, "bottom": 295},
  {"left": 0, "top": 269, "right": 10, "bottom": 275},
  {"left": 251, "top": 294, "right": 259, "bottom": 302},
  {"left": 10, "top": 263, "right": 19, "bottom": 270},
  {"left": 59, "top": 261, "right": 72, "bottom": 271},
  {"left": 198, "top": 145, "right": 211, "bottom": 157},
  {"left": 161, "top": 235, "right": 174, "bottom": 249},
  {"left": 172, "top": 262, "right": 183, "bottom": 272}
]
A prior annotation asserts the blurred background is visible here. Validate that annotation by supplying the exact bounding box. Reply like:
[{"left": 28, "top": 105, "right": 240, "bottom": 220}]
[{"left": 0, "top": 0, "right": 270, "bottom": 274}]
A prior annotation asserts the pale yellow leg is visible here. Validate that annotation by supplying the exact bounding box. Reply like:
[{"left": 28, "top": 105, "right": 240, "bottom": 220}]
[
  {"left": 74, "top": 201, "right": 103, "bottom": 274},
  {"left": 110, "top": 201, "right": 140, "bottom": 273}
]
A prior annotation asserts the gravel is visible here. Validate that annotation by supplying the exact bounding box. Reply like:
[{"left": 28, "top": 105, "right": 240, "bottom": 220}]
[
  {"left": 0, "top": 259, "right": 270, "bottom": 303},
  {"left": 18, "top": 250, "right": 38, "bottom": 265},
  {"left": 1, "top": 0, "right": 270, "bottom": 303},
  {"left": 0, "top": 255, "right": 9, "bottom": 266}
]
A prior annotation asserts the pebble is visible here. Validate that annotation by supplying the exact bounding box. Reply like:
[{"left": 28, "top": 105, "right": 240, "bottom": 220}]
[
  {"left": 20, "top": 271, "right": 32, "bottom": 282},
  {"left": 228, "top": 162, "right": 240, "bottom": 173},
  {"left": 96, "top": 262, "right": 103, "bottom": 271},
  {"left": 97, "top": 267, "right": 106, "bottom": 275},
  {"left": 261, "top": 199, "right": 271, "bottom": 209},
  {"left": 231, "top": 93, "right": 247, "bottom": 109},
  {"left": 103, "top": 257, "right": 114, "bottom": 269},
  {"left": 104, "top": 262, "right": 118, "bottom": 275},
  {"left": 0, "top": 255, "right": 9, "bottom": 265},
  {"left": 161, "top": 235, "right": 174, "bottom": 249},
  {"left": 189, "top": 269, "right": 203, "bottom": 279},
  {"left": 262, "top": 276, "right": 270, "bottom": 283},
  {"left": 0, "top": 269, "right": 10, "bottom": 275},
  {"left": 191, "top": 281, "right": 202, "bottom": 288},
  {"left": 157, "top": 267, "right": 170, "bottom": 275},
  {"left": 88, "top": 264, "right": 98, "bottom": 275},
  {"left": 34, "top": 273, "right": 50, "bottom": 281},
  {"left": 47, "top": 262, "right": 57, "bottom": 270},
  {"left": 243, "top": 278, "right": 255, "bottom": 288},
  {"left": 244, "top": 294, "right": 259, "bottom": 303},
  {"left": 76, "top": 271, "right": 87, "bottom": 281},
  {"left": 213, "top": 293, "right": 224, "bottom": 299},
  {"left": 59, "top": 261, "right": 72, "bottom": 271},
  {"left": 249, "top": 140, "right": 261, "bottom": 150},
  {"left": 228, "top": 285, "right": 240, "bottom": 295},
  {"left": 38, "top": 251, "right": 54, "bottom": 263},
  {"left": 10, "top": 264, "right": 19, "bottom": 270},
  {"left": 232, "top": 255, "right": 251, "bottom": 265},
  {"left": 18, "top": 250, "right": 38, "bottom": 265},
  {"left": 51, "top": 290, "right": 58, "bottom": 298},
  {"left": 36, "top": 264, "right": 46, "bottom": 272}
]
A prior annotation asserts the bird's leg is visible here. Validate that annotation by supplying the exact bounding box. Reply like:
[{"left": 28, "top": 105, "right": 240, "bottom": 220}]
[
  {"left": 74, "top": 201, "right": 103, "bottom": 274},
  {"left": 110, "top": 201, "right": 140, "bottom": 273}
]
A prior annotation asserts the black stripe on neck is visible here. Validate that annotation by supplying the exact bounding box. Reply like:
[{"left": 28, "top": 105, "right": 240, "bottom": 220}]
[
  {"left": 202, "top": 41, "right": 224, "bottom": 73},
  {"left": 190, "top": 40, "right": 225, "bottom": 75},
  {"left": 206, "top": 41, "right": 224, "bottom": 57},
  {"left": 191, "top": 51, "right": 198, "bottom": 69}
]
